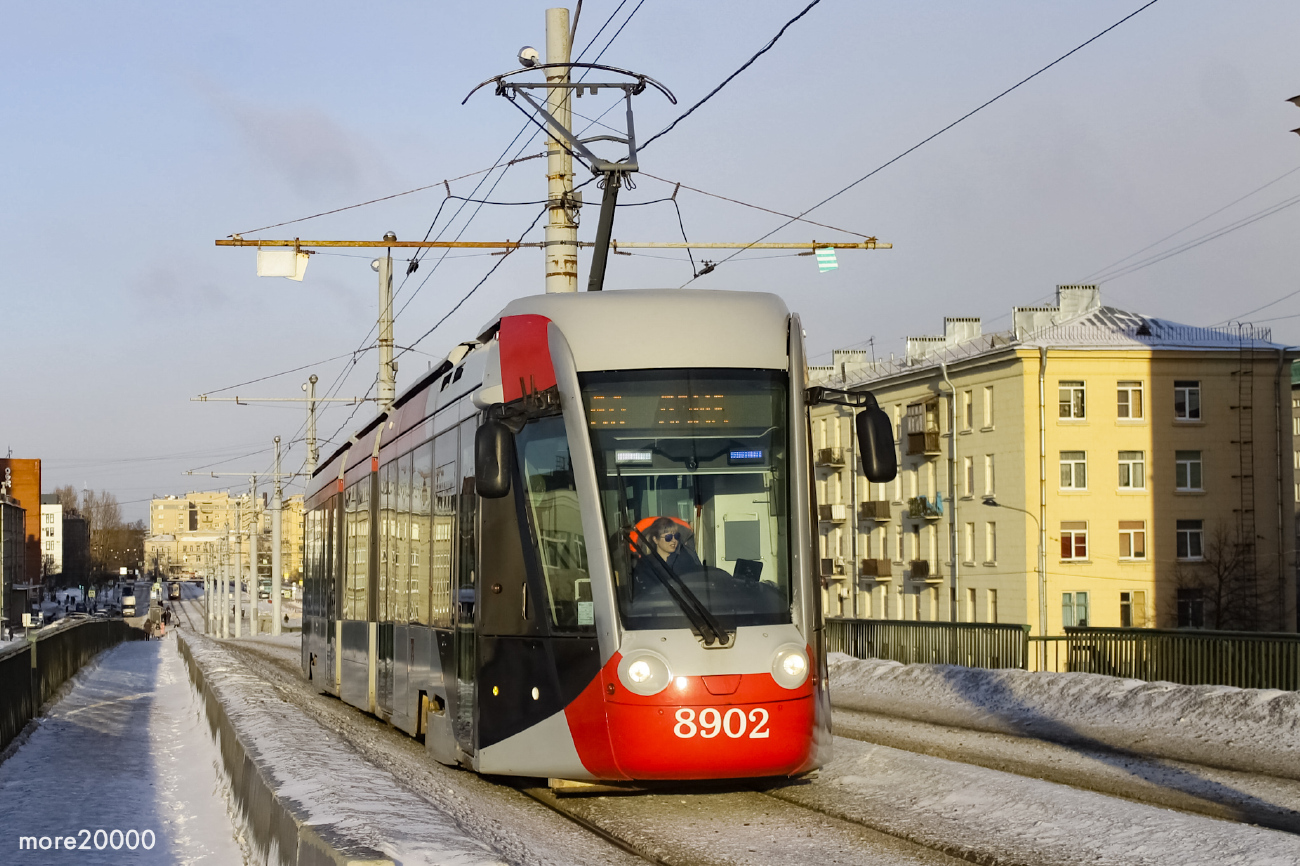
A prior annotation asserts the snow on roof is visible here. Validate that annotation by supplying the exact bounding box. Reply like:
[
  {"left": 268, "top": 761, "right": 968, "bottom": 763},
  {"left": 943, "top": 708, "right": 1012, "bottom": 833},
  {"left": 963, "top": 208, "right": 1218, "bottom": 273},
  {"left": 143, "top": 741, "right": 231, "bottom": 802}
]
[
  {"left": 1018, "top": 305, "right": 1279, "bottom": 351},
  {"left": 815, "top": 285, "right": 1289, "bottom": 388}
]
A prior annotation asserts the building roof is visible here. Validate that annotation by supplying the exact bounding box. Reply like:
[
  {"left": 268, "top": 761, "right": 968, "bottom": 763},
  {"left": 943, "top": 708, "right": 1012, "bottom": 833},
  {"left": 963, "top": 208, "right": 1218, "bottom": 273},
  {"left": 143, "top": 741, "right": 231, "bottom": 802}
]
[{"left": 811, "top": 285, "right": 1291, "bottom": 388}]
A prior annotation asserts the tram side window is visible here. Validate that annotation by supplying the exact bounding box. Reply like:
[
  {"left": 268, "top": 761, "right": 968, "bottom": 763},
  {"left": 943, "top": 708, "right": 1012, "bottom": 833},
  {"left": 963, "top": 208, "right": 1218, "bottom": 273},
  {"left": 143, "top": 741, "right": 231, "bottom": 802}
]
[
  {"left": 431, "top": 430, "right": 458, "bottom": 628},
  {"left": 396, "top": 450, "right": 413, "bottom": 624},
  {"left": 412, "top": 441, "right": 435, "bottom": 625},
  {"left": 517, "top": 416, "right": 592, "bottom": 631},
  {"left": 345, "top": 477, "right": 370, "bottom": 620},
  {"left": 307, "top": 508, "right": 318, "bottom": 617},
  {"left": 330, "top": 494, "right": 341, "bottom": 619},
  {"left": 379, "top": 461, "right": 395, "bottom": 622}
]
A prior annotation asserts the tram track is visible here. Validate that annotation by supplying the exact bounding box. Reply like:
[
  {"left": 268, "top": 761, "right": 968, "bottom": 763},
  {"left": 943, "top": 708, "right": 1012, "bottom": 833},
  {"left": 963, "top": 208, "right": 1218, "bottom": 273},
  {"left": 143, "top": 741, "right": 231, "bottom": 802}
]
[
  {"left": 210, "top": 636, "right": 965, "bottom": 865},
  {"left": 192, "top": 631, "right": 1300, "bottom": 866}
]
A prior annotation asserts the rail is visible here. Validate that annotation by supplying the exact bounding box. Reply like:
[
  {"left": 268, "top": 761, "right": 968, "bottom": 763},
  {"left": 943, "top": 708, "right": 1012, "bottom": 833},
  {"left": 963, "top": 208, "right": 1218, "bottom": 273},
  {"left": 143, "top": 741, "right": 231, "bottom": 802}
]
[{"left": 826, "top": 618, "right": 1029, "bottom": 670}]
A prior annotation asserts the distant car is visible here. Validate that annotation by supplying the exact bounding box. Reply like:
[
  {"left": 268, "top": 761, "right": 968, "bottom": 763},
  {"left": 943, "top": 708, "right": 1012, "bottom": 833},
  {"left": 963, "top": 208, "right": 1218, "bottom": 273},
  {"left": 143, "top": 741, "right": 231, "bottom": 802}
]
[{"left": 73, "top": 603, "right": 87, "bottom": 613}]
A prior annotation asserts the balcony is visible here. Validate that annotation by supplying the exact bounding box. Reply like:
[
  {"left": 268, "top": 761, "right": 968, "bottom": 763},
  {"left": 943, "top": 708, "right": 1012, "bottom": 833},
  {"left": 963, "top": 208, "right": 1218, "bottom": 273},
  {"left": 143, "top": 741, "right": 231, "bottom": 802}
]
[
  {"left": 909, "top": 559, "right": 943, "bottom": 583},
  {"left": 818, "top": 503, "right": 848, "bottom": 523},
  {"left": 859, "top": 558, "right": 892, "bottom": 580},
  {"left": 906, "top": 496, "right": 943, "bottom": 520},
  {"left": 906, "top": 430, "right": 942, "bottom": 456},
  {"left": 820, "top": 557, "right": 847, "bottom": 579},
  {"left": 859, "top": 500, "right": 891, "bottom": 521},
  {"left": 815, "top": 447, "right": 846, "bottom": 467}
]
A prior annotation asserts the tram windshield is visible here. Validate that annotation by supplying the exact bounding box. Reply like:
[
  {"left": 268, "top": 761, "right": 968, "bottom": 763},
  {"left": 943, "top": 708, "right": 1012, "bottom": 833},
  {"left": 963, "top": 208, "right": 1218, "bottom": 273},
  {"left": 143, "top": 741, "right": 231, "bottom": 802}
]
[{"left": 581, "top": 369, "right": 791, "bottom": 636}]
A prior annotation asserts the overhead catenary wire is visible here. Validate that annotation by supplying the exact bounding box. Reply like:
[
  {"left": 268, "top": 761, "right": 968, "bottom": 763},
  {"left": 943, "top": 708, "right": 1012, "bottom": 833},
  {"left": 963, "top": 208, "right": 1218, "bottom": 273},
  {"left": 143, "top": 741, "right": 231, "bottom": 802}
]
[
  {"left": 640, "top": 0, "right": 823, "bottom": 153},
  {"left": 211, "top": 0, "right": 651, "bottom": 486},
  {"left": 1082, "top": 164, "right": 1300, "bottom": 283},
  {"left": 1092, "top": 191, "right": 1300, "bottom": 286},
  {"left": 676, "top": 0, "right": 1164, "bottom": 288}
]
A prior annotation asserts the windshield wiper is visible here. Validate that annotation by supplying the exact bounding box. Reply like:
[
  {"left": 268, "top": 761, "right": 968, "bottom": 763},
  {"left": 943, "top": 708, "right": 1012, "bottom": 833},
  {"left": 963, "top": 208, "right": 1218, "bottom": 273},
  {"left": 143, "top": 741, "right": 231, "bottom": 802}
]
[{"left": 637, "top": 545, "right": 730, "bottom": 647}]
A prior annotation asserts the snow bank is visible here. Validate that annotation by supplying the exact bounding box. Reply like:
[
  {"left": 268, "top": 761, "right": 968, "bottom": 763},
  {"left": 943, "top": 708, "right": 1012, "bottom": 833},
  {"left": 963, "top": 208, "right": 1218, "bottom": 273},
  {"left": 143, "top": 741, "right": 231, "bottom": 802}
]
[
  {"left": 180, "top": 632, "right": 506, "bottom": 865},
  {"left": 828, "top": 653, "right": 1300, "bottom": 780}
]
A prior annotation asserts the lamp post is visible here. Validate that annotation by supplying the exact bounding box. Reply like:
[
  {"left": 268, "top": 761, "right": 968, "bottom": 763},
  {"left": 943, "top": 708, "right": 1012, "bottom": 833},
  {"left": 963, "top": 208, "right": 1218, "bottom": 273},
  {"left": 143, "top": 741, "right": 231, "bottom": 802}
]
[{"left": 982, "top": 496, "right": 1047, "bottom": 670}]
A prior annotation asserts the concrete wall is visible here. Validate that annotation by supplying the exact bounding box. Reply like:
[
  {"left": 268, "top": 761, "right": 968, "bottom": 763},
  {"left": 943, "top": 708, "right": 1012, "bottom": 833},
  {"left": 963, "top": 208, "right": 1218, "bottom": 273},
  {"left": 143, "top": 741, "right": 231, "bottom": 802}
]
[{"left": 0, "top": 619, "right": 139, "bottom": 754}]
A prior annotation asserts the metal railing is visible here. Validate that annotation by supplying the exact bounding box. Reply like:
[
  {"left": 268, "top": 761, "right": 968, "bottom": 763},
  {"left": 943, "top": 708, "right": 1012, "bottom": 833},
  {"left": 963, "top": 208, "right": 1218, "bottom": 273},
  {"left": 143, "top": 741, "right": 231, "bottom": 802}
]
[
  {"left": 1062, "top": 627, "right": 1300, "bottom": 690},
  {"left": 826, "top": 618, "right": 1029, "bottom": 670}
]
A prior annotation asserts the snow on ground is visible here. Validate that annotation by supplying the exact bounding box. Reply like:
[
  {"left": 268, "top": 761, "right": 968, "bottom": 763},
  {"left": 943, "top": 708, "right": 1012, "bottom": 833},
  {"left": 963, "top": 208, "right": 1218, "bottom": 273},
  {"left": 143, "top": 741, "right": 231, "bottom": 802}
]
[
  {"left": 828, "top": 653, "right": 1300, "bottom": 779},
  {"left": 0, "top": 636, "right": 245, "bottom": 865},
  {"left": 183, "top": 631, "right": 506, "bottom": 865},
  {"left": 776, "top": 736, "right": 1300, "bottom": 866}
]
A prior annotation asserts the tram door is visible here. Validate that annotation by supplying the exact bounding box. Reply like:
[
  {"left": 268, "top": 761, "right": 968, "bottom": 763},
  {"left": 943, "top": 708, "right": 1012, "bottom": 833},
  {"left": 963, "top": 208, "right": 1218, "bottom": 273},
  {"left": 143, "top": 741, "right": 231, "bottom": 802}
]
[{"left": 453, "top": 419, "right": 478, "bottom": 754}]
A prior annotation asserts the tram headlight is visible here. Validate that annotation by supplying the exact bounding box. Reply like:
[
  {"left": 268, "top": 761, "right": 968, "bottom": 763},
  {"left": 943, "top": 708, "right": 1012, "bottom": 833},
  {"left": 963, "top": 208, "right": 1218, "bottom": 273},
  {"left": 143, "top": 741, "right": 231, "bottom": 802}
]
[
  {"left": 617, "top": 651, "right": 672, "bottom": 696},
  {"left": 770, "top": 644, "right": 810, "bottom": 689}
]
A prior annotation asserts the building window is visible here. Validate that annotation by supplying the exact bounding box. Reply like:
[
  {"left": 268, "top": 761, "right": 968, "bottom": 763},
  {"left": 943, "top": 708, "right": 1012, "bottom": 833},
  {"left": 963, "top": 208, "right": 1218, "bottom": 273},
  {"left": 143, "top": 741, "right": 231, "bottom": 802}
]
[
  {"left": 896, "top": 526, "right": 905, "bottom": 562},
  {"left": 1117, "top": 381, "right": 1144, "bottom": 419},
  {"left": 985, "top": 522, "right": 996, "bottom": 563},
  {"left": 1060, "top": 451, "right": 1087, "bottom": 489},
  {"left": 1177, "top": 588, "right": 1205, "bottom": 628},
  {"left": 983, "top": 385, "right": 994, "bottom": 428},
  {"left": 1059, "top": 381, "right": 1085, "bottom": 419},
  {"left": 1118, "top": 520, "right": 1146, "bottom": 560},
  {"left": 1175, "top": 451, "right": 1203, "bottom": 491},
  {"left": 987, "top": 588, "right": 998, "bottom": 623},
  {"left": 963, "top": 456, "right": 974, "bottom": 497},
  {"left": 1062, "top": 591, "right": 1090, "bottom": 627},
  {"left": 1060, "top": 521, "right": 1088, "bottom": 560},
  {"left": 967, "top": 587, "right": 977, "bottom": 622},
  {"left": 1120, "top": 590, "right": 1147, "bottom": 628},
  {"left": 1176, "top": 519, "right": 1204, "bottom": 560},
  {"left": 1174, "top": 380, "right": 1201, "bottom": 421},
  {"left": 1118, "top": 451, "right": 1145, "bottom": 489},
  {"left": 962, "top": 390, "right": 973, "bottom": 431},
  {"left": 984, "top": 454, "right": 995, "bottom": 495},
  {"left": 963, "top": 522, "right": 975, "bottom": 565}
]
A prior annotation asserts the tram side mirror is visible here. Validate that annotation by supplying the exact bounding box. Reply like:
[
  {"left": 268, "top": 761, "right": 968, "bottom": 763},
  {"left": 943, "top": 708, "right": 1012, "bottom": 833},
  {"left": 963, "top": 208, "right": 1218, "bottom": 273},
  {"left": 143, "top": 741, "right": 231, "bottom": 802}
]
[
  {"left": 855, "top": 406, "right": 897, "bottom": 483},
  {"left": 475, "top": 419, "right": 513, "bottom": 498}
]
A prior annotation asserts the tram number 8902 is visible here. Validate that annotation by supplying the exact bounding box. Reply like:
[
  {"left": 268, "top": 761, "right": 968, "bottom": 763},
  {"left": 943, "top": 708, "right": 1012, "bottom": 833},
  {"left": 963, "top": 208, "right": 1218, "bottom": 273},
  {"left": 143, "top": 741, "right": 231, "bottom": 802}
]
[{"left": 673, "top": 707, "right": 770, "bottom": 739}]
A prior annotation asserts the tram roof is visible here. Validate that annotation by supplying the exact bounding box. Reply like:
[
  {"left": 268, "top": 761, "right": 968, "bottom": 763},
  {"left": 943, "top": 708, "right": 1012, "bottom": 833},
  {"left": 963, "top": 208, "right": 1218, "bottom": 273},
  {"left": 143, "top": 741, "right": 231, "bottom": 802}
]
[{"left": 488, "top": 289, "right": 792, "bottom": 372}]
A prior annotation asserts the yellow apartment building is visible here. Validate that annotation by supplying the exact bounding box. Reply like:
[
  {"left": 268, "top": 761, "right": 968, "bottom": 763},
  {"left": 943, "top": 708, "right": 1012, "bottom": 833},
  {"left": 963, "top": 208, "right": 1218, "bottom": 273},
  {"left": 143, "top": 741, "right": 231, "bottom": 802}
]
[
  {"left": 810, "top": 285, "right": 1297, "bottom": 635},
  {"left": 145, "top": 491, "right": 304, "bottom": 583}
]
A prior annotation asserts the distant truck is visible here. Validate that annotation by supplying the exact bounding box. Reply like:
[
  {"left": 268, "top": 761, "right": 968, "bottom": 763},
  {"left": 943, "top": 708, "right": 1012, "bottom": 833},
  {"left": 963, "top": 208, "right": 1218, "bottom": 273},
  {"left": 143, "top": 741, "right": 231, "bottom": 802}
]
[{"left": 122, "top": 593, "right": 137, "bottom": 617}]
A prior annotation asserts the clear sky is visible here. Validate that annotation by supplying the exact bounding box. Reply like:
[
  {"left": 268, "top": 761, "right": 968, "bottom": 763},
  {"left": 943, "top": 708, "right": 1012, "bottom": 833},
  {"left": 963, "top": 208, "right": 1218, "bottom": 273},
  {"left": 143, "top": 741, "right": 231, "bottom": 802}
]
[{"left": 4, "top": 1, "right": 1299, "bottom": 520}]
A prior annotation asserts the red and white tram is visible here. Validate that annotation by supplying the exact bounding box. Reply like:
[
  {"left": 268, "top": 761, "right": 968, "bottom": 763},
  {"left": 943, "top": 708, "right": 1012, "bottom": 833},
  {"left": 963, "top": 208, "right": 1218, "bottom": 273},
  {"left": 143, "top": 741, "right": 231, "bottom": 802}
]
[{"left": 301, "top": 288, "right": 894, "bottom": 782}]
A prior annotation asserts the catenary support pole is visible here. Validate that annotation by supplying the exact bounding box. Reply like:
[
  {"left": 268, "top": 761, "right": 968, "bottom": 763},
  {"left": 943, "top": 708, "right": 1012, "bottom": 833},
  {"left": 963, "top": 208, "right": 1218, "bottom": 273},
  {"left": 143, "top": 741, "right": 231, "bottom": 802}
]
[
  {"left": 304, "top": 375, "right": 319, "bottom": 476},
  {"left": 233, "top": 501, "right": 243, "bottom": 638},
  {"left": 220, "top": 536, "right": 229, "bottom": 639},
  {"left": 272, "top": 436, "right": 284, "bottom": 635},
  {"left": 249, "top": 477, "right": 259, "bottom": 637},
  {"left": 377, "top": 238, "right": 396, "bottom": 411},
  {"left": 545, "top": 7, "right": 578, "bottom": 293}
]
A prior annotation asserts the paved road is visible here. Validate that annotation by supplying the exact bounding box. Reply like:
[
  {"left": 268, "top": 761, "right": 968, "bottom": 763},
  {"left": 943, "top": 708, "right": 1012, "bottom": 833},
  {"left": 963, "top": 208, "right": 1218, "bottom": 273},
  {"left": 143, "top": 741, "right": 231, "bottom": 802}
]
[{"left": 0, "top": 633, "right": 244, "bottom": 864}]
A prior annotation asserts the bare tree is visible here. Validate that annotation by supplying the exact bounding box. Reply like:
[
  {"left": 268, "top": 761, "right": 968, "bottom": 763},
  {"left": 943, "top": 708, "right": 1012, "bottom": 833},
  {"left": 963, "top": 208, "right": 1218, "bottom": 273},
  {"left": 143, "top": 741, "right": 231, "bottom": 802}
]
[
  {"left": 1169, "top": 521, "right": 1278, "bottom": 631},
  {"left": 52, "top": 484, "right": 80, "bottom": 517}
]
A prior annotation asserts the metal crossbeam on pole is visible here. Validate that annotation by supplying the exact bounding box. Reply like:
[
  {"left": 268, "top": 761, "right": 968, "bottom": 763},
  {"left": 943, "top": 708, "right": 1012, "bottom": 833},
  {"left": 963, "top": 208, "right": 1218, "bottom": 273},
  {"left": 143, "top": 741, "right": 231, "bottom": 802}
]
[{"left": 218, "top": 237, "right": 890, "bottom": 250}]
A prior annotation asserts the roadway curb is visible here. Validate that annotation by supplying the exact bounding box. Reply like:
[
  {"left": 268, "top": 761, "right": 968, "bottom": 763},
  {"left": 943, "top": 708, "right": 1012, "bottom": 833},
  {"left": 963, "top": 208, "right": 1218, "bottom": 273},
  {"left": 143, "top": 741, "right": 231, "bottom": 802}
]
[{"left": 177, "top": 632, "right": 394, "bottom": 866}]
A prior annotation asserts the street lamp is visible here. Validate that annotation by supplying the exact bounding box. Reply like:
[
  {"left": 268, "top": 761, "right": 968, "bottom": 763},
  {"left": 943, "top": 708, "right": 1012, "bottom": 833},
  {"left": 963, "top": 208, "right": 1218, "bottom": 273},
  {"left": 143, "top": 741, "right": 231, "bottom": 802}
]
[{"left": 982, "top": 496, "right": 1048, "bottom": 670}]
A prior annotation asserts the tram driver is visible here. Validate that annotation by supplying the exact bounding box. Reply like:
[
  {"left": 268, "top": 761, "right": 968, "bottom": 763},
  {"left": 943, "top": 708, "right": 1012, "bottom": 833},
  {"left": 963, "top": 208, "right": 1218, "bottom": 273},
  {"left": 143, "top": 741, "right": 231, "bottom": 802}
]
[{"left": 633, "top": 516, "right": 701, "bottom": 585}]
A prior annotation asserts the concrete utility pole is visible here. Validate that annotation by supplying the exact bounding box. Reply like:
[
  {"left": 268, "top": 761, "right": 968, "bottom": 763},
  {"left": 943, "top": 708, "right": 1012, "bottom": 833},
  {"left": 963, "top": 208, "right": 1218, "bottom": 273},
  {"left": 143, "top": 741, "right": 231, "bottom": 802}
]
[
  {"left": 248, "top": 477, "right": 259, "bottom": 637},
  {"left": 272, "top": 435, "right": 284, "bottom": 635},
  {"left": 304, "top": 375, "right": 319, "bottom": 476},
  {"left": 375, "top": 233, "right": 397, "bottom": 411},
  {"left": 233, "top": 500, "right": 243, "bottom": 638},
  {"left": 545, "top": 7, "right": 578, "bottom": 293},
  {"left": 220, "top": 535, "right": 229, "bottom": 639}
]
